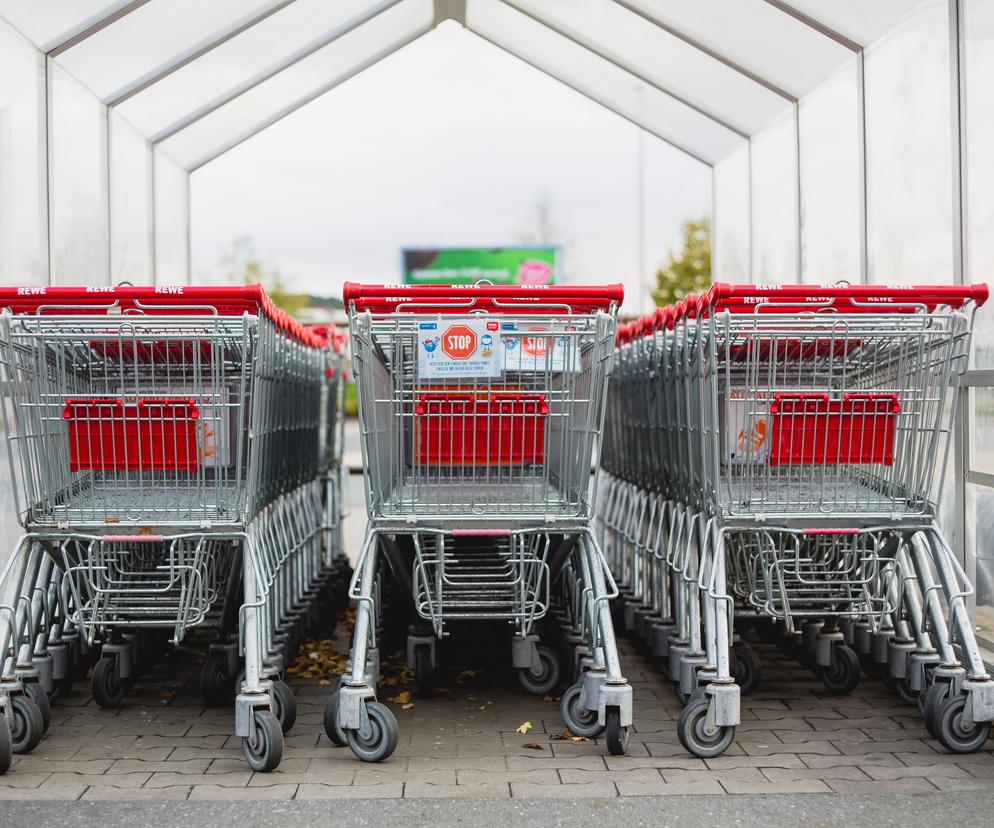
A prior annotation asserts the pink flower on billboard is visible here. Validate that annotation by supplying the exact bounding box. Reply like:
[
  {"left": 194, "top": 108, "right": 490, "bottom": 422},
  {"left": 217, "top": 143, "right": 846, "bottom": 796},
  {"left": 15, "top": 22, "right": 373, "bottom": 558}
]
[{"left": 517, "top": 259, "right": 554, "bottom": 285}]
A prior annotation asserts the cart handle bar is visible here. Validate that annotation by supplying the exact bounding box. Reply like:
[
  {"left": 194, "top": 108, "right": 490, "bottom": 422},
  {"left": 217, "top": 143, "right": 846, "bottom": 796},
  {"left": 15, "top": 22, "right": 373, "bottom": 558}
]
[
  {"left": 0, "top": 284, "right": 328, "bottom": 350},
  {"left": 343, "top": 282, "right": 624, "bottom": 315}
]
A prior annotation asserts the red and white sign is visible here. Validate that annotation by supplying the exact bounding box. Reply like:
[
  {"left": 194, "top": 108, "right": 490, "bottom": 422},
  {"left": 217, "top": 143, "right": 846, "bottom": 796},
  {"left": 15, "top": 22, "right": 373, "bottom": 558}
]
[
  {"left": 522, "top": 327, "right": 550, "bottom": 358},
  {"left": 441, "top": 324, "right": 477, "bottom": 360}
]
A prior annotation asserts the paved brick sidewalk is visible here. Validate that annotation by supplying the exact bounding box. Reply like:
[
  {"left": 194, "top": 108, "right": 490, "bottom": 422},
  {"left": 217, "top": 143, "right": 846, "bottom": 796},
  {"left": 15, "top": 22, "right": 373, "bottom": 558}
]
[{"left": 2, "top": 632, "right": 992, "bottom": 801}]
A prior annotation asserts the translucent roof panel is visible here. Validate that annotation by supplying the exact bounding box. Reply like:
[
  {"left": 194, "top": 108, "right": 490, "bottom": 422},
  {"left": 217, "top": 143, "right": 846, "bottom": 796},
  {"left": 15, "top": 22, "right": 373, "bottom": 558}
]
[
  {"left": 118, "top": 0, "right": 393, "bottom": 140},
  {"left": 0, "top": 0, "right": 129, "bottom": 51},
  {"left": 616, "top": 0, "right": 853, "bottom": 99},
  {"left": 504, "top": 0, "right": 790, "bottom": 135},
  {"left": 159, "top": 0, "right": 433, "bottom": 170},
  {"left": 466, "top": 0, "right": 743, "bottom": 164},
  {"left": 780, "top": 1, "right": 925, "bottom": 47},
  {"left": 54, "top": 0, "right": 292, "bottom": 102}
]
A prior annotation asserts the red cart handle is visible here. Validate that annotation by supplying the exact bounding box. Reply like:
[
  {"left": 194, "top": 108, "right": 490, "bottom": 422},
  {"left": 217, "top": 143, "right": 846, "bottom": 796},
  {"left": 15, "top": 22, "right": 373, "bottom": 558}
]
[
  {"left": 709, "top": 282, "right": 989, "bottom": 311},
  {"left": 343, "top": 282, "right": 623, "bottom": 315}
]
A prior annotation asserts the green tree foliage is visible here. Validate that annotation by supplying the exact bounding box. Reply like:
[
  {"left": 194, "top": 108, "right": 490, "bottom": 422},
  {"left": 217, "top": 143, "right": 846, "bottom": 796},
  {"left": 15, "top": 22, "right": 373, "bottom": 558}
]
[
  {"left": 220, "top": 236, "right": 309, "bottom": 317},
  {"left": 650, "top": 218, "right": 711, "bottom": 307}
]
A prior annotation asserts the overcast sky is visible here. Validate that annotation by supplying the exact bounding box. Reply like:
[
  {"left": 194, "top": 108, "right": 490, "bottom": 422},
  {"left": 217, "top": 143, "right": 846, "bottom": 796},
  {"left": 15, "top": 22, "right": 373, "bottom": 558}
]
[{"left": 189, "top": 21, "right": 711, "bottom": 314}]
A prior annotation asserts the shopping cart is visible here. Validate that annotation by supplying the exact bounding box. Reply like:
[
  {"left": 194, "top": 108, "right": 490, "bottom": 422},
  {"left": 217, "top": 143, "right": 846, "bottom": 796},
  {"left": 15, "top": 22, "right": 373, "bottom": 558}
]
[
  {"left": 602, "top": 283, "right": 994, "bottom": 758},
  {"left": 0, "top": 285, "right": 332, "bottom": 772},
  {"left": 327, "top": 282, "right": 633, "bottom": 762}
]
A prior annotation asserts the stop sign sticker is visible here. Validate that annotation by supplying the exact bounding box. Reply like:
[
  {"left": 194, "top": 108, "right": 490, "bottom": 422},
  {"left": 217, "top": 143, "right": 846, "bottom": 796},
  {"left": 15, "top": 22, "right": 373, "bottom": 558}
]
[
  {"left": 522, "top": 327, "right": 549, "bottom": 358},
  {"left": 418, "top": 318, "right": 501, "bottom": 378},
  {"left": 442, "top": 324, "right": 476, "bottom": 360}
]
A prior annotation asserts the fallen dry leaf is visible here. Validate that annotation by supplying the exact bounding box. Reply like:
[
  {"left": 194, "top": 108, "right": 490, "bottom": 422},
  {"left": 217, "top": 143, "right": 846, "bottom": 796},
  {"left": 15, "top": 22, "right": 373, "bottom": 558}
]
[
  {"left": 159, "top": 690, "right": 175, "bottom": 698},
  {"left": 402, "top": 703, "right": 415, "bottom": 710},
  {"left": 522, "top": 742, "right": 544, "bottom": 750},
  {"left": 388, "top": 690, "right": 411, "bottom": 705},
  {"left": 516, "top": 721, "right": 533, "bottom": 734}
]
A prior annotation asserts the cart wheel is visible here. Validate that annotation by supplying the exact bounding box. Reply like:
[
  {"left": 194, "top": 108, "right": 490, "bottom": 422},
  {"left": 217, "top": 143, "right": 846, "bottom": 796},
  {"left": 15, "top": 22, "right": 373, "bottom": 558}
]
[
  {"left": 323, "top": 690, "right": 346, "bottom": 747},
  {"left": 24, "top": 683, "right": 51, "bottom": 733},
  {"left": 47, "top": 675, "right": 74, "bottom": 706},
  {"left": 923, "top": 680, "right": 952, "bottom": 738},
  {"left": 517, "top": 646, "right": 561, "bottom": 695},
  {"left": 815, "top": 645, "right": 860, "bottom": 696},
  {"left": 0, "top": 713, "right": 11, "bottom": 773},
  {"left": 242, "top": 709, "right": 283, "bottom": 772},
  {"left": 91, "top": 655, "right": 129, "bottom": 709},
  {"left": 272, "top": 679, "right": 297, "bottom": 734},
  {"left": 10, "top": 695, "right": 43, "bottom": 754},
  {"left": 881, "top": 672, "right": 918, "bottom": 707},
  {"left": 677, "top": 696, "right": 734, "bottom": 759},
  {"left": 858, "top": 652, "right": 881, "bottom": 679},
  {"left": 655, "top": 657, "right": 671, "bottom": 680},
  {"left": 604, "top": 706, "right": 629, "bottom": 756},
  {"left": 731, "top": 642, "right": 762, "bottom": 696},
  {"left": 933, "top": 693, "right": 991, "bottom": 754},
  {"left": 413, "top": 644, "right": 434, "bottom": 700},
  {"left": 560, "top": 683, "right": 604, "bottom": 738},
  {"left": 346, "top": 701, "right": 399, "bottom": 763},
  {"left": 674, "top": 681, "right": 693, "bottom": 707},
  {"left": 199, "top": 653, "right": 235, "bottom": 707}
]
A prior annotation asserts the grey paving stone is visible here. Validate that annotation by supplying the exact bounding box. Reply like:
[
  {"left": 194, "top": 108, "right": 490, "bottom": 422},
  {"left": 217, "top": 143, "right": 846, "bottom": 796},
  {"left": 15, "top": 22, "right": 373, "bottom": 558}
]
[
  {"left": 187, "top": 784, "right": 299, "bottom": 800},
  {"left": 82, "top": 786, "right": 192, "bottom": 801},
  {"left": 295, "top": 783, "right": 405, "bottom": 799},
  {"left": 616, "top": 779, "right": 724, "bottom": 796},
  {"left": 510, "top": 782, "right": 616, "bottom": 799},
  {"left": 404, "top": 782, "right": 510, "bottom": 799}
]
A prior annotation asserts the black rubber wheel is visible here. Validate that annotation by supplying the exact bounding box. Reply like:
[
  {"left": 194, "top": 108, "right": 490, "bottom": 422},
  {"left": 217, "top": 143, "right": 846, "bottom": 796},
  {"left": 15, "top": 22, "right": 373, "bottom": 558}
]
[
  {"left": 560, "top": 682, "right": 604, "bottom": 738},
  {"left": 605, "top": 706, "right": 629, "bottom": 756},
  {"left": 881, "top": 672, "right": 919, "bottom": 707},
  {"left": 858, "top": 652, "right": 882, "bottom": 679},
  {"left": 10, "top": 695, "right": 43, "bottom": 754},
  {"left": 731, "top": 642, "right": 762, "bottom": 696},
  {"left": 242, "top": 709, "right": 283, "bottom": 772},
  {"left": 323, "top": 690, "right": 346, "bottom": 747},
  {"left": 272, "top": 679, "right": 297, "bottom": 734},
  {"left": 91, "top": 656, "right": 129, "bottom": 709},
  {"left": 47, "top": 675, "right": 74, "bottom": 706},
  {"left": 413, "top": 644, "right": 434, "bottom": 700},
  {"left": 346, "top": 701, "right": 399, "bottom": 763},
  {"left": 677, "top": 696, "right": 735, "bottom": 759},
  {"left": 0, "top": 713, "right": 11, "bottom": 773},
  {"left": 199, "top": 653, "right": 235, "bottom": 708},
  {"left": 923, "top": 680, "right": 952, "bottom": 738},
  {"left": 655, "top": 657, "right": 671, "bottom": 680},
  {"left": 933, "top": 693, "right": 991, "bottom": 754},
  {"left": 674, "top": 681, "right": 693, "bottom": 706},
  {"left": 815, "top": 645, "right": 861, "bottom": 696},
  {"left": 24, "top": 683, "right": 51, "bottom": 733},
  {"left": 517, "top": 646, "right": 561, "bottom": 695}
]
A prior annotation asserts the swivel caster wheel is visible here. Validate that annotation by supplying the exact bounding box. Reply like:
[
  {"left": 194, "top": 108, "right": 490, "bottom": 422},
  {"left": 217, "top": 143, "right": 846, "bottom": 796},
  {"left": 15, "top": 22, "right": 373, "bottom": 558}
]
[
  {"left": 23, "top": 683, "right": 50, "bottom": 733},
  {"left": 517, "top": 646, "right": 561, "bottom": 695},
  {"left": 346, "top": 701, "right": 399, "bottom": 763},
  {"left": 933, "top": 693, "right": 991, "bottom": 754},
  {"left": 46, "top": 676, "right": 75, "bottom": 706},
  {"left": 272, "top": 679, "right": 297, "bottom": 734},
  {"left": 0, "top": 714, "right": 10, "bottom": 773},
  {"left": 10, "top": 695, "right": 44, "bottom": 754},
  {"left": 323, "top": 690, "right": 346, "bottom": 747},
  {"left": 242, "top": 709, "right": 283, "bottom": 772},
  {"left": 200, "top": 653, "right": 236, "bottom": 707},
  {"left": 677, "top": 696, "right": 735, "bottom": 759},
  {"left": 605, "top": 706, "right": 629, "bottom": 756},
  {"left": 815, "top": 645, "right": 860, "bottom": 696},
  {"left": 923, "top": 680, "right": 953, "bottom": 738},
  {"left": 560, "top": 683, "right": 604, "bottom": 738},
  {"left": 91, "top": 656, "right": 130, "bottom": 709},
  {"left": 413, "top": 644, "right": 434, "bottom": 700},
  {"left": 731, "top": 642, "right": 762, "bottom": 696}
]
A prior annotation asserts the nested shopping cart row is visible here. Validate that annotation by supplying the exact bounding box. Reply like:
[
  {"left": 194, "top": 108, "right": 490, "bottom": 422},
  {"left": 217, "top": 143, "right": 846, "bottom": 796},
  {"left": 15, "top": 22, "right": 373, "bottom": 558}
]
[
  {"left": 600, "top": 282, "right": 994, "bottom": 757},
  {"left": 0, "top": 286, "right": 350, "bottom": 773},
  {"left": 325, "top": 282, "right": 633, "bottom": 762}
]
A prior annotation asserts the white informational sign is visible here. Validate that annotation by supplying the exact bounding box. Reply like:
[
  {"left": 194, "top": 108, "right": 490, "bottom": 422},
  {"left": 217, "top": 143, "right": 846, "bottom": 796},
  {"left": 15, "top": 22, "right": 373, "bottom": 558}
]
[
  {"left": 501, "top": 322, "right": 578, "bottom": 372},
  {"left": 725, "top": 396, "right": 769, "bottom": 465},
  {"left": 417, "top": 318, "right": 503, "bottom": 379}
]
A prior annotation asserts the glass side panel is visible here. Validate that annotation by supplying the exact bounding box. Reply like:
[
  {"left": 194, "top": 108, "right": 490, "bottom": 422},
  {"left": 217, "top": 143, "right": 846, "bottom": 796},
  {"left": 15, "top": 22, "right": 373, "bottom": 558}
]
[
  {"left": 0, "top": 19, "right": 47, "bottom": 283},
  {"left": 798, "top": 58, "right": 860, "bottom": 283},
  {"left": 159, "top": 0, "right": 433, "bottom": 169},
  {"left": 965, "top": 0, "right": 994, "bottom": 369},
  {"left": 865, "top": 0, "right": 952, "bottom": 284},
  {"left": 54, "top": 0, "right": 287, "bottom": 102},
  {"left": 153, "top": 150, "right": 188, "bottom": 284},
  {"left": 750, "top": 114, "right": 797, "bottom": 283},
  {"left": 116, "top": 0, "right": 386, "bottom": 138},
  {"left": 109, "top": 113, "right": 152, "bottom": 283},
  {"left": 713, "top": 144, "right": 750, "bottom": 281},
  {"left": 619, "top": 0, "right": 852, "bottom": 98},
  {"left": 466, "top": 0, "right": 744, "bottom": 164},
  {"left": 50, "top": 63, "right": 109, "bottom": 285},
  {"left": 506, "top": 0, "right": 790, "bottom": 135}
]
